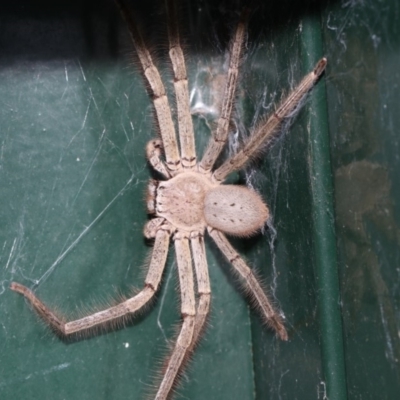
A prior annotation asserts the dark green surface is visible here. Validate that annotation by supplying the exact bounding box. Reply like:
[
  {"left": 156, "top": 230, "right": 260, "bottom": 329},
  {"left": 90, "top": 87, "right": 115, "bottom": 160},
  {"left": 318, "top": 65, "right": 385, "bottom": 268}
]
[
  {"left": 1, "top": 0, "right": 399, "bottom": 399},
  {"left": 322, "top": 1, "right": 400, "bottom": 399},
  {"left": 301, "top": 11, "right": 347, "bottom": 400}
]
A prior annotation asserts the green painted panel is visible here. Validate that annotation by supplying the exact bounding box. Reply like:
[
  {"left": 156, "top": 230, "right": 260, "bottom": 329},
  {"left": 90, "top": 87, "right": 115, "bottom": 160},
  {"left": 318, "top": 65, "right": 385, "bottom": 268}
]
[
  {"left": 323, "top": 0, "right": 400, "bottom": 399},
  {"left": 1, "top": 1, "right": 399, "bottom": 400},
  {"left": 0, "top": 1, "right": 255, "bottom": 399}
]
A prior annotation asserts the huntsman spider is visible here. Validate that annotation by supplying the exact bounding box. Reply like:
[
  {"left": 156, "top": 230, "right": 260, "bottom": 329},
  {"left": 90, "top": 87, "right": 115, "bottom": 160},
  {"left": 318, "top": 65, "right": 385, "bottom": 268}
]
[{"left": 10, "top": 0, "right": 327, "bottom": 398}]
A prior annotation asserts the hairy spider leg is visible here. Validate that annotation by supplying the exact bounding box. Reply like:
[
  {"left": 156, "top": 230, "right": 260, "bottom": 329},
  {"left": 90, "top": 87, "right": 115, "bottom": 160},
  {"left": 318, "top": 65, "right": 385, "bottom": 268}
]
[
  {"left": 10, "top": 226, "right": 171, "bottom": 335},
  {"left": 199, "top": 8, "right": 249, "bottom": 174},
  {"left": 154, "top": 231, "right": 211, "bottom": 399},
  {"left": 190, "top": 232, "right": 211, "bottom": 344},
  {"left": 115, "top": 0, "right": 182, "bottom": 174},
  {"left": 208, "top": 228, "right": 288, "bottom": 340},
  {"left": 166, "top": 0, "right": 197, "bottom": 170},
  {"left": 213, "top": 58, "right": 327, "bottom": 182},
  {"left": 155, "top": 232, "right": 196, "bottom": 399}
]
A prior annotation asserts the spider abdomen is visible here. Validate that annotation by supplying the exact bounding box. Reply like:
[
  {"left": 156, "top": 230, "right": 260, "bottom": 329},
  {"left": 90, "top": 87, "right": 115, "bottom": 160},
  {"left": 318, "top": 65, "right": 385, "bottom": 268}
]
[{"left": 204, "top": 185, "right": 269, "bottom": 237}]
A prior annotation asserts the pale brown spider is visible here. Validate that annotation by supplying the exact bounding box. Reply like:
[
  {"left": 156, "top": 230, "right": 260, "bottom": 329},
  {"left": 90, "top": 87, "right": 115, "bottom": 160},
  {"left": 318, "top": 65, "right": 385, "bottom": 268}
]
[{"left": 10, "top": 0, "right": 326, "bottom": 398}]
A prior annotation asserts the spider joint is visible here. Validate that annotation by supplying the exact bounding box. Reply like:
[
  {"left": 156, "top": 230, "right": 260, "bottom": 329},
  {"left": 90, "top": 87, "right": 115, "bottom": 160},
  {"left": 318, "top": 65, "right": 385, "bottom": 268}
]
[{"left": 144, "top": 217, "right": 166, "bottom": 239}]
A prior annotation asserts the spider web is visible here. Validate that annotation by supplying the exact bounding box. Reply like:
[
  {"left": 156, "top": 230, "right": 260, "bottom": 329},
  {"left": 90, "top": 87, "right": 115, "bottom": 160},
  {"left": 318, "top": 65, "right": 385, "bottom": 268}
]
[{"left": 1, "top": 0, "right": 399, "bottom": 399}]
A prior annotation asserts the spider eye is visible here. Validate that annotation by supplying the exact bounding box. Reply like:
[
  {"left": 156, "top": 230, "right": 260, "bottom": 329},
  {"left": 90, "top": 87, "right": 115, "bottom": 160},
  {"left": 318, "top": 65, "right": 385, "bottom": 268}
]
[{"left": 204, "top": 185, "right": 269, "bottom": 237}]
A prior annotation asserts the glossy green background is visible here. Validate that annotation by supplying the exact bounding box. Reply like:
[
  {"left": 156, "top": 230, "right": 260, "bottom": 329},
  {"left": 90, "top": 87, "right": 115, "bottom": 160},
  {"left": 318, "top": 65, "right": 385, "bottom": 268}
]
[{"left": 1, "top": 0, "right": 399, "bottom": 399}]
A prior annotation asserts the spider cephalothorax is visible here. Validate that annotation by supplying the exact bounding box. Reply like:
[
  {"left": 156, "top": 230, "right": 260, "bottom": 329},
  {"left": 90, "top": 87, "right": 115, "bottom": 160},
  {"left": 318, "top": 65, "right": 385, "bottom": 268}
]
[{"left": 10, "top": 0, "right": 326, "bottom": 399}]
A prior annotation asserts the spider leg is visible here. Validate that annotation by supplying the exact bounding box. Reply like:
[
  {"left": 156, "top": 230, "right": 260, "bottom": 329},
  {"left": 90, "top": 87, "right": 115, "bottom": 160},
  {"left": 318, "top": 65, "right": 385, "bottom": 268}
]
[
  {"left": 199, "top": 9, "right": 248, "bottom": 174},
  {"left": 146, "top": 139, "right": 171, "bottom": 179},
  {"left": 208, "top": 227, "right": 288, "bottom": 341},
  {"left": 156, "top": 232, "right": 196, "bottom": 399},
  {"left": 165, "top": 0, "right": 196, "bottom": 170},
  {"left": 115, "top": 0, "right": 181, "bottom": 174},
  {"left": 10, "top": 226, "right": 171, "bottom": 336},
  {"left": 213, "top": 58, "right": 327, "bottom": 182},
  {"left": 190, "top": 232, "right": 211, "bottom": 344}
]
